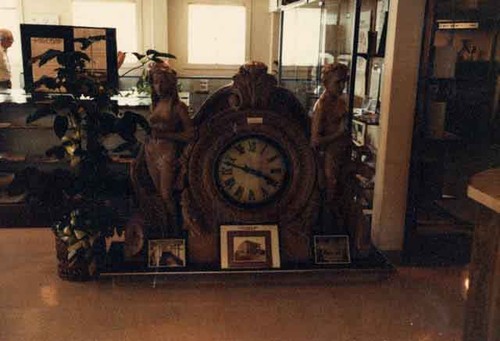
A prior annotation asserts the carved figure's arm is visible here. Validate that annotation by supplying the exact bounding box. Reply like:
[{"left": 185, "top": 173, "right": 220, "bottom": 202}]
[
  {"left": 310, "top": 100, "right": 324, "bottom": 149},
  {"left": 152, "top": 103, "right": 196, "bottom": 143}
]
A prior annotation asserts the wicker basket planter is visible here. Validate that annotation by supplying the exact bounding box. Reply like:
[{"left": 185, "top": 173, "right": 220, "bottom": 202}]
[{"left": 55, "top": 235, "right": 106, "bottom": 281}]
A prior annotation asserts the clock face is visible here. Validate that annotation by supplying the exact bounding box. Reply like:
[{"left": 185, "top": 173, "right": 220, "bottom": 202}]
[{"left": 215, "top": 136, "right": 289, "bottom": 206}]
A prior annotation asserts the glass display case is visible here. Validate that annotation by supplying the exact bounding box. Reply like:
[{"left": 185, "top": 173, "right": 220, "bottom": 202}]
[
  {"left": 277, "top": 0, "right": 390, "bottom": 216},
  {"left": 277, "top": 0, "right": 388, "bottom": 115}
]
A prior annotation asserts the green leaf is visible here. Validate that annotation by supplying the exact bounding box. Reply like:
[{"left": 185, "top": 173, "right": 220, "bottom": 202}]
[
  {"left": 118, "top": 132, "right": 138, "bottom": 143},
  {"left": 73, "top": 51, "right": 91, "bottom": 62},
  {"left": 54, "top": 115, "right": 69, "bottom": 138},
  {"left": 45, "top": 145, "right": 66, "bottom": 159},
  {"left": 151, "top": 57, "right": 164, "bottom": 63},
  {"left": 67, "top": 239, "right": 85, "bottom": 252},
  {"left": 73, "top": 35, "right": 106, "bottom": 50},
  {"left": 132, "top": 52, "right": 146, "bottom": 60},
  {"left": 115, "top": 111, "right": 138, "bottom": 142},
  {"left": 72, "top": 76, "right": 98, "bottom": 97},
  {"left": 52, "top": 96, "right": 74, "bottom": 110},
  {"left": 57, "top": 51, "right": 90, "bottom": 67},
  {"left": 153, "top": 52, "right": 176, "bottom": 59},
  {"left": 112, "top": 141, "right": 136, "bottom": 153},
  {"left": 33, "top": 76, "right": 59, "bottom": 90},
  {"left": 26, "top": 107, "right": 57, "bottom": 124},
  {"left": 73, "top": 37, "right": 92, "bottom": 50},
  {"left": 67, "top": 249, "right": 77, "bottom": 261},
  {"left": 74, "top": 229, "right": 87, "bottom": 240},
  {"left": 99, "top": 113, "right": 117, "bottom": 135},
  {"left": 36, "top": 49, "right": 63, "bottom": 67},
  {"left": 145, "top": 49, "right": 176, "bottom": 59},
  {"left": 62, "top": 137, "right": 78, "bottom": 147},
  {"left": 125, "top": 111, "right": 150, "bottom": 134}
]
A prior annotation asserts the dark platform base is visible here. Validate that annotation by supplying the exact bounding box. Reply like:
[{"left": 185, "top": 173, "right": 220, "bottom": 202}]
[{"left": 100, "top": 242, "right": 395, "bottom": 284}]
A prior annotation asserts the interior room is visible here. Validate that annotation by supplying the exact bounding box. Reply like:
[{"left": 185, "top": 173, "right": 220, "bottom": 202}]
[{"left": 0, "top": 0, "right": 499, "bottom": 340}]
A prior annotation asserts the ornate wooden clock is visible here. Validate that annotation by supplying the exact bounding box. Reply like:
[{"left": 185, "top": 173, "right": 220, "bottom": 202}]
[
  {"left": 180, "top": 62, "right": 320, "bottom": 266},
  {"left": 214, "top": 135, "right": 289, "bottom": 206}
]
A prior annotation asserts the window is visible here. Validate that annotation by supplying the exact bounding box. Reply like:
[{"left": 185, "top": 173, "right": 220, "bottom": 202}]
[
  {"left": 188, "top": 4, "right": 246, "bottom": 65},
  {"left": 72, "top": 0, "right": 138, "bottom": 64},
  {"left": 282, "top": 8, "right": 322, "bottom": 66}
]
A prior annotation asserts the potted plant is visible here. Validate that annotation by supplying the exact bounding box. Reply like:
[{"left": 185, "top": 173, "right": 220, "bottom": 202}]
[
  {"left": 26, "top": 35, "right": 152, "bottom": 280},
  {"left": 119, "top": 49, "right": 176, "bottom": 95}
]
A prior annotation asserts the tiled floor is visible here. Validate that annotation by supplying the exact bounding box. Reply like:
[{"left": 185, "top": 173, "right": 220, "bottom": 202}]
[{"left": 0, "top": 229, "right": 468, "bottom": 341}]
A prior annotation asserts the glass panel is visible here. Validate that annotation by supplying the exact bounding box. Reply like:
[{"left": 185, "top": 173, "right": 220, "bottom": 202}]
[
  {"left": 321, "top": 0, "right": 354, "bottom": 61},
  {"left": 318, "top": 0, "right": 355, "bottom": 111},
  {"left": 72, "top": 1, "right": 137, "bottom": 64},
  {"left": 280, "top": 1, "right": 323, "bottom": 94}
]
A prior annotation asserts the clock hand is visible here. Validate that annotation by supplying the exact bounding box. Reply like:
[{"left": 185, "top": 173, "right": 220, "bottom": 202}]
[
  {"left": 242, "top": 164, "right": 279, "bottom": 187},
  {"left": 223, "top": 161, "right": 279, "bottom": 187}
]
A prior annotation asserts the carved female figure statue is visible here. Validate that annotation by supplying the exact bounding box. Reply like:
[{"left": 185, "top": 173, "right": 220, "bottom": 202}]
[
  {"left": 311, "top": 63, "right": 351, "bottom": 228},
  {"left": 131, "top": 62, "right": 195, "bottom": 237}
]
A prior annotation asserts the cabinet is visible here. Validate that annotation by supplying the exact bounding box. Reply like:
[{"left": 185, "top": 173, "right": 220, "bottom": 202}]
[
  {"left": 277, "top": 0, "right": 389, "bottom": 219},
  {"left": 405, "top": 0, "right": 500, "bottom": 263}
]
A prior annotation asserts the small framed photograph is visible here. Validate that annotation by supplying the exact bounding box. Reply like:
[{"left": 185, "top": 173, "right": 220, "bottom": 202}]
[
  {"left": 220, "top": 225, "right": 280, "bottom": 269},
  {"left": 148, "top": 239, "right": 186, "bottom": 268},
  {"left": 352, "top": 119, "right": 367, "bottom": 147},
  {"left": 314, "top": 235, "right": 351, "bottom": 264}
]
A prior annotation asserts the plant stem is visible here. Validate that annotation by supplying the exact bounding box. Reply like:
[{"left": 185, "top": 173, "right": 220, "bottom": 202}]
[{"left": 119, "top": 64, "right": 145, "bottom": 78}]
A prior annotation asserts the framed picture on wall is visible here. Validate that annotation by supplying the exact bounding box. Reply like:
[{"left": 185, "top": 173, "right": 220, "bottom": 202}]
[
  {"left": 220, "top": 225, "right": 281, "bottom": 269},
  {"left": 148, "top": 239, "right": 186, "bottom": 268},
  {"left": 314, "top": 235, "right": 351, "bottom": 264}
]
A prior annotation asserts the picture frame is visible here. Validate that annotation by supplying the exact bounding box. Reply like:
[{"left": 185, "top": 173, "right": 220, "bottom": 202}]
[
  {"left": 148, "top": 239, "right": 186, "bottom": 268},
  {"left": 20, "top": 24, "right": 118, "bottom": 97},
  {"left": 314, "top": 235, "right": 351, "bottom": 264},
  {"left": 220, "top": 225, "right": 281, "bottom": 269},
  {"left": 352, "top": 119, "right": 367, "bottom": 147}
]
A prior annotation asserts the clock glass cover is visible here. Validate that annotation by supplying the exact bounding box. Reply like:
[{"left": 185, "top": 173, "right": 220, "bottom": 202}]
[{"left": 215, "top": 136, "right": 289, "bottom": 206}]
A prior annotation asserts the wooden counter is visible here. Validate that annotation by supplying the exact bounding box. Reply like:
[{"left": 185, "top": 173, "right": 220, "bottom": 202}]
[
  {"left": 467, "top": 168, "right": 500, "bottom": 214},
  {"left": 464, "top": 168, "right": 500, "bottom": 341}
]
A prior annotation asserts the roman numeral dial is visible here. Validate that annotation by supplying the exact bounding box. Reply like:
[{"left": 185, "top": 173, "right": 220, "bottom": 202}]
[{"left": 216, "top": 136, "right": 288, "bottom": 205}]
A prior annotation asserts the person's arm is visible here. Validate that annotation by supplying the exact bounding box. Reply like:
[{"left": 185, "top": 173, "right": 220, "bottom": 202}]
[{"left": 0, "top": 50, "right": 10, "bottom": 82}]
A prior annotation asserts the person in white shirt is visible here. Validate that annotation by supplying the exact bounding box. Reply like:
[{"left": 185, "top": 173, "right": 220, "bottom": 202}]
[{"left": 0, "top": 28, "right": 14, "bottom": 89}]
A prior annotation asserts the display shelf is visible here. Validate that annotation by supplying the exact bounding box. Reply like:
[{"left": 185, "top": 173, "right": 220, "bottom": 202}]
[
  {"left": 0, "top": 123, "right": 54, "bottom": 130},
  {"left": 0, "top": 191, "right": 25, "bottom": 204},
  {"left": 100, "top": 242, "right": 395, "bottom": 283},
  {"left": 0, "top": 153, "right": 134, "bottom": 165},
  {"left": 356, "top": 52, "right": 385, "bottom": 59}
]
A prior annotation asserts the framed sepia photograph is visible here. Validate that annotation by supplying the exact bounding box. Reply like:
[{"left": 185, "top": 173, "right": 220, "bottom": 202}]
[
  {"left": 314, "top": 235, "right": 351, "bottom": 264},
  {"left": 220, "top": 225, "right": 281, "bottom": 269},
  {"left": 148, "top": 239, "right": 186, "bottom": 268}
]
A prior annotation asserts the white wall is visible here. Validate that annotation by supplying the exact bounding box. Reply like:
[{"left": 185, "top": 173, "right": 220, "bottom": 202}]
[
  {"left": 22, "top": 0, "right": 72, "bottom": 25},
  {"left": 371, "top": 0, "right": 426, "bottom": 250},
  {"left": 141, "top": 0, "right": 168, "bottom": 53}
]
